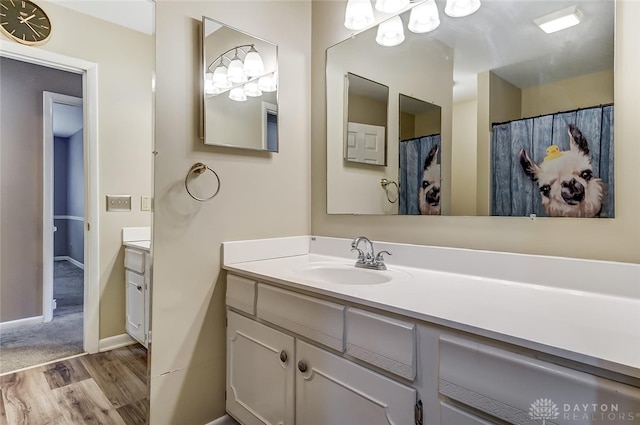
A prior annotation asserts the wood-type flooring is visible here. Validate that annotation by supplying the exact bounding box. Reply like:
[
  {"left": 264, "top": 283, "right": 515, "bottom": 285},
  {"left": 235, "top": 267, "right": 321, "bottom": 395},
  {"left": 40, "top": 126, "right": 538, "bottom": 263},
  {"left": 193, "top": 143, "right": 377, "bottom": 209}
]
[{"left": 0, "top": 344, "right": 148, "bottom": 425}]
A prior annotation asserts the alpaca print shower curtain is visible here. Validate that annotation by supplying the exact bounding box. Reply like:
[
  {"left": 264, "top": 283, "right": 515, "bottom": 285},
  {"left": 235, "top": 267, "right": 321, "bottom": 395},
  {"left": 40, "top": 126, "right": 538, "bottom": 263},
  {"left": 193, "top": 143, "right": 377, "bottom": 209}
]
[
  {"left": 491, "top": 105, "right": 614, "bottom": 218},
  {"left": 399, "top": 134, "right": 441, "bottom": 215}
]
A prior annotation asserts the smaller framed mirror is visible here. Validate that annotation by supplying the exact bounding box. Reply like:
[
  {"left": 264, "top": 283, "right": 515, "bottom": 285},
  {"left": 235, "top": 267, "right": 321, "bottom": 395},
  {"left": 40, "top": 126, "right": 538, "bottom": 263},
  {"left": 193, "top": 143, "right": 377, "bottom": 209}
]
[
  {"left": 202, "top": 16, "right": 278, "bottom": 151},
  {"left": 345, "top": 73, "right": 389, "bottom": 165}
]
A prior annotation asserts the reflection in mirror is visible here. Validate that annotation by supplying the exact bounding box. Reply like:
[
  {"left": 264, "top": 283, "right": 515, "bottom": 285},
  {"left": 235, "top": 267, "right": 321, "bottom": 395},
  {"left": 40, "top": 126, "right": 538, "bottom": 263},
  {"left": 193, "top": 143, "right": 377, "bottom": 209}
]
[
  {"left": 203, "top": 17, "right": 278, "bottom": 151},
  {"left": 345, "top": 73, "right": 389, "bottom": 165},
  {"left": 326, "top": 0, "right": 614, "bottom": 216},
  {"left": 398, "top": 94, "right": 442, "bottom": 215}
]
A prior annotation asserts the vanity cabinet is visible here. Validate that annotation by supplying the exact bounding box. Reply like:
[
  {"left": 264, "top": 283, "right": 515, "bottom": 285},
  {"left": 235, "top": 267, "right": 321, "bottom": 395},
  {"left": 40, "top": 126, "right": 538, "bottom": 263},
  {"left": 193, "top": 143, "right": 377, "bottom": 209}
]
[
  {"left": 225, "top": 274, "right": 417, "bottom": 425},
  {"left": 124, "top": 246, "right": 151, "bottom": 348}
]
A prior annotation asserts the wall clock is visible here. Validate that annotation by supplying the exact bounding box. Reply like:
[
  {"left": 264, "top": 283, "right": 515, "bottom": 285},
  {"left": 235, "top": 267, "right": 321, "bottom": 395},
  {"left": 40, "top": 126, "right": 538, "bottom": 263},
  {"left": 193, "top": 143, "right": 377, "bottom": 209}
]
[{"left": 0, "top": 0, "right": 52, "bottom": 45}]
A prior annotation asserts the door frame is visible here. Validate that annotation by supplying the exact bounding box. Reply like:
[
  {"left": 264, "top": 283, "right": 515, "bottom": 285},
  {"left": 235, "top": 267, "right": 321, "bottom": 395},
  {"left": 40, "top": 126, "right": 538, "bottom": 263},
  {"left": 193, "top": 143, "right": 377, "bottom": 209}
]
[
  {"left": 0, "top": 40, "right": 100, "bottom": 354},
  {"left": 43, "top": 92, "right": 83, "bottom": 323}
]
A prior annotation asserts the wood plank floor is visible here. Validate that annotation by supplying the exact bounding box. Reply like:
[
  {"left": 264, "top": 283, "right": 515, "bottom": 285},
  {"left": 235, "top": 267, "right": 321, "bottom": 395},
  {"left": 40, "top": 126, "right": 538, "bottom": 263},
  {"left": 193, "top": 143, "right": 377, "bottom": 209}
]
[{"left": 0, "top": 344, "right": 148, "bottom": 425}]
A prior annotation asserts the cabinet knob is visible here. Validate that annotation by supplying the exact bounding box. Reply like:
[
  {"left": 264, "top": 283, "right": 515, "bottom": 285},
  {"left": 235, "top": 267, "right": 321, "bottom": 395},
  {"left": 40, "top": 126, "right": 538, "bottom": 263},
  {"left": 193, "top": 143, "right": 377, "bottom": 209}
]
[
  {"left": 297, "top": 361, "right": 308, "bottom": 373},
  {"left": 137, "top": 285, "right": 142, "bottom": 291},
  {"left": 279, "top": 350, "right": 288, "bottom": 363}
]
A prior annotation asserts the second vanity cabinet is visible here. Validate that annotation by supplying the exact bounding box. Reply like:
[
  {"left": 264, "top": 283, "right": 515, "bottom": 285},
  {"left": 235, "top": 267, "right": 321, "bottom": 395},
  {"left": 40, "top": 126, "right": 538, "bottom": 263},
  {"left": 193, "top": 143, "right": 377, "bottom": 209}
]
[
  {"left": 226, "top": 273, "right": 640, "bottom": 425},
  {"left": 226, "top": 274, "right": 417, "bottom": 425},
  {"left": 124, "top": 246, "right": 151, "bottom": 348}
]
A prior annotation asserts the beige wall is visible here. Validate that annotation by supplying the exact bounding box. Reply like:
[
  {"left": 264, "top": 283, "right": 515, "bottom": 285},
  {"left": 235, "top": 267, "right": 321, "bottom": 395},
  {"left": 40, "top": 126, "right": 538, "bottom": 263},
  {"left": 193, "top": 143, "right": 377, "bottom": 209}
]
[
  {"left": 521, "top": 69, "right": 614, "bottom": 118},
  {"left": 0, "top": 3, "right": 153, "bottom": 336},
  {"left": 348, "top": 93, "right": 387, "bottom": 127},
  {"left": 311, "top": 0, "right": 640, "bottom": 263},
  {"left": 0, "top": 59, "right": 82, "bottom": 322},
  {"left": 415, "top": 108, "right": 442, "bottom": 137},
  {"left": 489, "top": 72, "right": 522, "bottom": 124},
  {"left": 451, "top": 100, "right": 478, "bottom": 216},
  {"left": 152, "top": 1, "right": 311, "bottom": 423}
]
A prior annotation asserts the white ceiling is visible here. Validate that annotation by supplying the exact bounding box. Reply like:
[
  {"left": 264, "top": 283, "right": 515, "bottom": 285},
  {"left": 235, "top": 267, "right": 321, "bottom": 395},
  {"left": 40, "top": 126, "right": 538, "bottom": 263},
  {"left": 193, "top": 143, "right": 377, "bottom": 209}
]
[
  {"left": 53, "top": 0, "right": 155, "bottom": 35},
  {"left": 53, "top": 103, "right": 83, "bottom": 137}
]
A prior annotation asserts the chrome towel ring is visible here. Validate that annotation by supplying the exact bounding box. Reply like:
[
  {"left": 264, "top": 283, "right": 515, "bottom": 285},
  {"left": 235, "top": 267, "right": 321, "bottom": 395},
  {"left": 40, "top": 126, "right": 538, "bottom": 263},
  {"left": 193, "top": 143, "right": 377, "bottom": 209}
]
[
  {"left": 380, "top": 178, "right": 398, "bottom": 204},
  {"left": 185, "top": 162, "right": 221, "bottom": 202}
]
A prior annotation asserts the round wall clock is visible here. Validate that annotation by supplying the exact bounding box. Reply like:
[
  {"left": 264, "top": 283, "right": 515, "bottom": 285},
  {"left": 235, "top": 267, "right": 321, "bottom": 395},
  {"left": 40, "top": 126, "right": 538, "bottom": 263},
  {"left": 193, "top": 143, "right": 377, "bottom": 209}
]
[{"left": 0, "top": 0, "right": 52, "bottom": 46}]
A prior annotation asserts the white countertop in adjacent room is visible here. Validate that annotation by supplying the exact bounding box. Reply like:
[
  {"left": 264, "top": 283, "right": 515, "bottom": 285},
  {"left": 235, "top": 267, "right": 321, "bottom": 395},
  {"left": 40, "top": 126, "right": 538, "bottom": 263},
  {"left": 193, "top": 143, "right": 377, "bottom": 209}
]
[{"left": 123, "top": 240, "right": 151, "bottom": 251}]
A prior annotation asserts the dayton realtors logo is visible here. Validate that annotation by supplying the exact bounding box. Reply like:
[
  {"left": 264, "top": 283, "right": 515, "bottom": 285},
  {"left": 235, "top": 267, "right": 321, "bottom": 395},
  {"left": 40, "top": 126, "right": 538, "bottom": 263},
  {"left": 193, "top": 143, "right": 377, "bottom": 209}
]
[
  {"left": 529, "top": 398, "right": 640, "bottom": 423},
  {"left": 529, "top": 398, "right": 560, "bottom": 424}
]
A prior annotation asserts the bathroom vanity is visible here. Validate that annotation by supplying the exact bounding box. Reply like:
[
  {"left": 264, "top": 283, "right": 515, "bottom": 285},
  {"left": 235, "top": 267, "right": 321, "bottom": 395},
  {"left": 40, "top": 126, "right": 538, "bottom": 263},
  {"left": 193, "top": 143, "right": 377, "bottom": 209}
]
[
  {"left": 123, "top": 227, "right": 152, "bottom": 348},
  {"left": 222, "top": 236, "right": 640, "bottom": 425}
]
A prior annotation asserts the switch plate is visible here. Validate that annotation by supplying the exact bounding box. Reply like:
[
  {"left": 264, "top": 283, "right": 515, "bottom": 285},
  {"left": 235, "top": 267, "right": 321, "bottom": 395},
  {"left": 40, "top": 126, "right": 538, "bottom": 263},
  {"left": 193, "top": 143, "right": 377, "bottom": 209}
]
[
  {"left": 106, "top": 195, "right": 132, "bottom": 211},
  {"left": 141, "top": 196, "right": 152, "bottom": 211}
]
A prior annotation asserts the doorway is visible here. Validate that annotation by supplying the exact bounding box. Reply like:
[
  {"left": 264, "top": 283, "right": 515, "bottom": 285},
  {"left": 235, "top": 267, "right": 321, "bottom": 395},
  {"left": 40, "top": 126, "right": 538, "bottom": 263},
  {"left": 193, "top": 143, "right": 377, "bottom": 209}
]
[{"left": 0, "top": 45, "right": 100, "bottom": 374}]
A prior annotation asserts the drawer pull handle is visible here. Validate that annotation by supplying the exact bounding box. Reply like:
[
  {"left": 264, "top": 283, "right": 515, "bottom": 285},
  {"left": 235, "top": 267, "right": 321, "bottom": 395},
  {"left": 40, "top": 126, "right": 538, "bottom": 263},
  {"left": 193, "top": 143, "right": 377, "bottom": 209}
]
[
  {"left": 279, "top": 350, "right": 288, "bottom": 363},
  {"left": 297, "top": 361, "right": 308, "bottom": 373}
]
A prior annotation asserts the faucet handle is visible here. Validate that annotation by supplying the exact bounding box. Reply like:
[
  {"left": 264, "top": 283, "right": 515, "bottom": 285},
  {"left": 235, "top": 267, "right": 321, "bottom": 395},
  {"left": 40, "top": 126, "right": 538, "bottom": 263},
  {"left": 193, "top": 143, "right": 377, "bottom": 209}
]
[
  {"left": 351, "top": 247, "right": 366, "bottom": 262},
  {"left": 375, "top": 250, "right": 391, "bottom": 262}
]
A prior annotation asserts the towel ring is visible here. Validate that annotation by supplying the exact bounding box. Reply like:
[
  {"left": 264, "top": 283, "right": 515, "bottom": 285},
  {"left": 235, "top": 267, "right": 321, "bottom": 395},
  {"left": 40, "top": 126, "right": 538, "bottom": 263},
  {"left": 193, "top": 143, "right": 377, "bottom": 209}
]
[
  {"left": 380, "top": 178, "right": 399, "bottom": 204},
  {"left": 185, "top": 162, "right": 221, "bottom": 202}
]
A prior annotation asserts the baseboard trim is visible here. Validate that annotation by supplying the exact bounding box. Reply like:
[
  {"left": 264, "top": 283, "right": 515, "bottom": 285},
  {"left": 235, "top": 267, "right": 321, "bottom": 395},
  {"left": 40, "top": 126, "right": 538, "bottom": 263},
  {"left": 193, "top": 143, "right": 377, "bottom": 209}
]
[
  {"left": 205, "top": 415, "right": 239, "bottom": 425},
  {"left": 54, "top": 256, "right": 85, "bottom": 270},
  {"left": 99, "top": 334, "right": 136, "bottom": 352},
  {"left": 0, "top": 315, "right": 44, "bottom": 331}
]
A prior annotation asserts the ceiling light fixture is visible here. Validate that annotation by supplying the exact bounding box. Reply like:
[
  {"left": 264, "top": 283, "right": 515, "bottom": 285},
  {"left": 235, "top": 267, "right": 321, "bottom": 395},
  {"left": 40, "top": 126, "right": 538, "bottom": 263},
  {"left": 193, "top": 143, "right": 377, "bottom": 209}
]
[
  {"left": 534, "top": 5, "right": 583, "bottom": 34},
  {"left": 408, "top": 0, "right": 440, "bottom": 33},
  {"left": 344, "top": 0, "right": 375, "bottom": 30},
  {"left": 376, "top": 15, "right": 405, "bottom": 46},
  {"left": 444, "top": 0, "right": 481, "bottom": 18}
]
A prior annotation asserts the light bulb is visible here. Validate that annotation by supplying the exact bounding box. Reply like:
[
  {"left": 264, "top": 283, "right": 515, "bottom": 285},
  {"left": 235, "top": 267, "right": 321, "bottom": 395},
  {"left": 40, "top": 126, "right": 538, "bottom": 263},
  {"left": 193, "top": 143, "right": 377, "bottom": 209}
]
[
  {"left": 212, "top": 64, "right": 231, "bottom": 89},
  {"left": 227, "top": 51, "right": 247, "bottom": 83},
  {"left": 229, "top": 87, "right": 247, "bottom": 101},
  {"left": 408, "top": 0, "right": 440, "bottom": 33},
  {"left": 243, "top": 46, "right": 265, "bottom": 77},
  {"left": 376, "top": 16, "right": 405, "bottom": 47},
  {"left": 258, "top": 74, "right": 277, "bottom": 92},
  {"left": 344, "top": 0, "right": 375, "bottom": 30},
  {"left": 444, "top": 0, "right": 481, "bottom": 17}
]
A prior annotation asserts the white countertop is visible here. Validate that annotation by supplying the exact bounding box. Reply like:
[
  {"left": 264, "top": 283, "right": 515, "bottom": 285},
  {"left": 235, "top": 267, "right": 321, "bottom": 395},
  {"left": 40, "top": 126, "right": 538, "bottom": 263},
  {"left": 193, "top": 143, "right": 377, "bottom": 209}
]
[
  {"left": 123, "top": 240, "right": 151, "bottom": 251},
  {"left": 223, "top": 236, "right": 640, "bottom": 378}
]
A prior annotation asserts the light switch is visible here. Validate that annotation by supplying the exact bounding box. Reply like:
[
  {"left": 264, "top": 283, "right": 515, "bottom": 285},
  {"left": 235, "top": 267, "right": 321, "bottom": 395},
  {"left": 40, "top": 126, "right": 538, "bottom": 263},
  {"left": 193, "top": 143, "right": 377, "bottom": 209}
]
[
  {"left": 106, "top": 195, "right": 132, "bottom": 211},
  {"left": 141, "top": 196, "right": 152, "bottom": 211}
]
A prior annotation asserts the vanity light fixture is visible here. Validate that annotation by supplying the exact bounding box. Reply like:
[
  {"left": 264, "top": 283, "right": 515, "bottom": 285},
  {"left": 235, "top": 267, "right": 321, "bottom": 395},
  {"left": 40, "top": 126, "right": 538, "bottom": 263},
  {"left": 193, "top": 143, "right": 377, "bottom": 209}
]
[
  {"left": 408, "top": 0, "right": 440, "bottom": 33},
  {"left": 444, "top": 0, "right": 481, "bottom": 18},
  {"left": 207, "top": 44, "right": 264, "bottom": 88},
  {"left": 375, "top": 0, "right": 410, "bottom": 14},
  {"left": 243, "top": 45, "right": 266, "bottom": 77},
  {"left": 376, "top": 15, "right": 405, "bottom": 46},
  {"left": 534, "top": 6, "right": 583, "bottom": 34},
  {"left": 227, "top": 50, "right": 248, "bottom": 83},
  {"left": 345, "top": 0, "right": 375, "bottom": 30}
]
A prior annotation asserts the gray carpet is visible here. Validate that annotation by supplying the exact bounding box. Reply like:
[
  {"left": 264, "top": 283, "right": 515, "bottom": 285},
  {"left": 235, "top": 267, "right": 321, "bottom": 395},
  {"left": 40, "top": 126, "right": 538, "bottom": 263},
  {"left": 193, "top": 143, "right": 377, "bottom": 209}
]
[{"left": 0, "top": 261, "right": 84, "bottom": 374}]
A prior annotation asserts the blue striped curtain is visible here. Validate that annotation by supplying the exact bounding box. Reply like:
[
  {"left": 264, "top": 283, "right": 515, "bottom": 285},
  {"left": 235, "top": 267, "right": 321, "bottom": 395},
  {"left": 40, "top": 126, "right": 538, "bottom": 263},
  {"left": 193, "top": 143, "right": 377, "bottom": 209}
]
[
  {"left": 491, "top": 105, "right": 614, "bottom": 217},
  {"left": 399, "top": 135, "right": 441, "bottom": 215}
]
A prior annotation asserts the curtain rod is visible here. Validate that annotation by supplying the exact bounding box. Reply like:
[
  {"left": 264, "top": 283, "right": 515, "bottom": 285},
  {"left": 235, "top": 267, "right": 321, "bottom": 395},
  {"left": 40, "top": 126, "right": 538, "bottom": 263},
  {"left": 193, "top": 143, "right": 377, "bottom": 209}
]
[{"left": 491, "top": 103, "right": 614, "bottom": 128}]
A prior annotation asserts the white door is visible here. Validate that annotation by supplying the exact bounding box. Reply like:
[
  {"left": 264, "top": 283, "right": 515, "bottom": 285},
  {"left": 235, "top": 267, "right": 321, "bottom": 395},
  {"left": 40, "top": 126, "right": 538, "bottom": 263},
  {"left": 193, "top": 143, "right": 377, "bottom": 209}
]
[
  {"left": 125, "top": 270, "right": 146, "bottom": 345},
  {"left": 227, "top": 311, "right": 295, "bottom": 425},
  {"left": 346, "top": 122, "right": 386, "bottom": 164},
  {"left": 296, "top": 340, "right": 416, "bottom": 425}
]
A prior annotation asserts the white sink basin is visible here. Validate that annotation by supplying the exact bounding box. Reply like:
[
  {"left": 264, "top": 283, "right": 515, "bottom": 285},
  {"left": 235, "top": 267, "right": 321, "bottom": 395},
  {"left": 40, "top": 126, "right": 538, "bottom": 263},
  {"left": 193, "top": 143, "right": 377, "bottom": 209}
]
[{"left": 291, "top": 263, "right": 409, "bottom": 285}]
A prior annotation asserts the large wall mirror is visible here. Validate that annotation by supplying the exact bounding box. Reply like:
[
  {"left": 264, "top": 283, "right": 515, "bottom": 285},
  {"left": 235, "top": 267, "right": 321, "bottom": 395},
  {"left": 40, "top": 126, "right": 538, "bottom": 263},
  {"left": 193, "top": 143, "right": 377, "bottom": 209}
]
[
  {"left": 326, "top": 0, "right": 615, "bottom": 217},
  {"left": 203, "top": 16, "right": 279, "bottom": 151}
]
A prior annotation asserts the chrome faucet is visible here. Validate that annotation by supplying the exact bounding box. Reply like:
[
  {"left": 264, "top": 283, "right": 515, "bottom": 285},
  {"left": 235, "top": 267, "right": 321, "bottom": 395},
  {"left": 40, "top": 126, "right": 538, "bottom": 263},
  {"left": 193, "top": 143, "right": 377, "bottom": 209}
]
[{"left": 351, "top": 236, "right": 391, "bottom": 270}]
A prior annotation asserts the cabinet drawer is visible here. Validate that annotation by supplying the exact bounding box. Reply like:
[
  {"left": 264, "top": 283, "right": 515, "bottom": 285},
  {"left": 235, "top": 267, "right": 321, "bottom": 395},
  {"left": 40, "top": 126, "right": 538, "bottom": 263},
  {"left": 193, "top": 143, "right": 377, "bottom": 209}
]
[
  {"left": 257, "top": 284, "right": 345, "bottom": 351},
  {"left": 439, "top": 335, "right": 640, "bottom": 425},
  {"left": 346, "top": 307, "right": 416, "bottom": 380},
  {"left": 226, "top": 274, "right": 256, "bottom": 315},
  {"left": 124, "top": 248, "right": 145, "bottom": 273},
  {"left": 440, "top": 402, "right": 494, "bottom": 425}
]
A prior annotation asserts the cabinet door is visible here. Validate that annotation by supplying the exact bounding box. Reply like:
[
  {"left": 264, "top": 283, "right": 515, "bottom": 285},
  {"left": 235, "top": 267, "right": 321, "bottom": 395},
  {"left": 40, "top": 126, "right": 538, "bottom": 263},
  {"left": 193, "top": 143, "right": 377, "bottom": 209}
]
[
  {"left": 296, "top": 340, "right": 416, "bottom": 425},
  {"left": 125, "top": 270, "right": 146, "bottom": 345},
  {"left": 227, "top": 311, "right": 295, "bottom": 425}
]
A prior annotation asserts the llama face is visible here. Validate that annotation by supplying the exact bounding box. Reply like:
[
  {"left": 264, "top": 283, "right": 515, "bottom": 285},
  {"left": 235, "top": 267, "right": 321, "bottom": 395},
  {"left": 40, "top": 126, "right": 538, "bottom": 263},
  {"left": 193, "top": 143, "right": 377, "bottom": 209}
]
[
  {"left": 419, "top": 144, "right": 441, "bottom": 215},
  {"left": 519, "top": 125, "right": 605, "bottom": 217}
]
